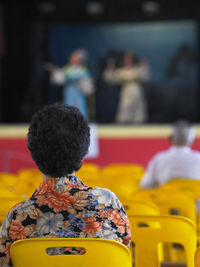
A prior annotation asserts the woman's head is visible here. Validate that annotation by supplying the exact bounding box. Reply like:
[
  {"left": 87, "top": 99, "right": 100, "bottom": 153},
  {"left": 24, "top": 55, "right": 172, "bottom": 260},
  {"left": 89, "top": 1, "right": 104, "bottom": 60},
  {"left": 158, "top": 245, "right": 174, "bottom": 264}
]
[{"left": 28, "top": 104, "right": 90, "bottom": 177}]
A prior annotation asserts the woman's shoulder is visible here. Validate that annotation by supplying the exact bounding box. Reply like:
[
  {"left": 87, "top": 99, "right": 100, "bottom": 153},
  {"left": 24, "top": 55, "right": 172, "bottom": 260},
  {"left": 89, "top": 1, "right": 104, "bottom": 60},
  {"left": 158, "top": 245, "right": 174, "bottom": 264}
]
[
  {"left": 90, "top": 186, "right": 122, "bottom": 208},
  {"left": 9, "top": 198, "right": 35, "bottom": 215}
]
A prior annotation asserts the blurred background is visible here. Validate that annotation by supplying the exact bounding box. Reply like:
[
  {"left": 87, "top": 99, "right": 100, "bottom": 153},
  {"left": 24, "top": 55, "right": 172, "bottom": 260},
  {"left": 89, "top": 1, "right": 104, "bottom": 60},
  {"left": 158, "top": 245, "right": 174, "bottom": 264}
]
[
  {"left": 0, "top": 1, "right": 200, "bottom": 173},
  {"left": 1, "top": 4, "right": 200, "bottom": 265},
  {"left": 0, "top": 1, "right": 199, "bottom": 124}
]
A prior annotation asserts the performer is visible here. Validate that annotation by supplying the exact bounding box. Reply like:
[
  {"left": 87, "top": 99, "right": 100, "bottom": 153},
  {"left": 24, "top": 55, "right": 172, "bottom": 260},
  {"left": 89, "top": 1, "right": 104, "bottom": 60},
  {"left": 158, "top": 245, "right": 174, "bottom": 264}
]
[
  {"left": 103, "top": 52, "right": 148, "bottom": 123},
  {"left": 45, "top": 49, "right": 94, "bottom": 120}
]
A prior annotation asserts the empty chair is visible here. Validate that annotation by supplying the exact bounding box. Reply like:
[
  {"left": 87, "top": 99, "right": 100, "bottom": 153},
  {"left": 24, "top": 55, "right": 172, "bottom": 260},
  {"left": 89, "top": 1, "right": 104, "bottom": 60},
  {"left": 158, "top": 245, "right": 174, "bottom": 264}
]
[
  {"left": 132, "top": 189, "right": 197, "bottom": 262},
  {"left": 122, "top": 200, "right": 162, "bottom": 262},
  {"left": 10, "top": 238, "right": 132, "bottom": 267},
  {"left": 101, "top": 163, "right": 144, "bottom": 182},
  {"left": 123, "top": 200, "right": 160, "bottom": 216},
  {"left": 160, "top": 178, "right": 200, "bottom": 199},
  {"left": 132, "top": 189, "right": 196, "bottom": 224},
  {"left": 0, "top": 198, "right": 22, "bottom": 226},
  {"left": 75, "top": 163, "right": 100, "bottom": 186},
  {"left": 0, "top": 173, "right": 17, "bottom": 191},
  {"left": 128, "top": 215, "right": 197, "bottom": 267}
]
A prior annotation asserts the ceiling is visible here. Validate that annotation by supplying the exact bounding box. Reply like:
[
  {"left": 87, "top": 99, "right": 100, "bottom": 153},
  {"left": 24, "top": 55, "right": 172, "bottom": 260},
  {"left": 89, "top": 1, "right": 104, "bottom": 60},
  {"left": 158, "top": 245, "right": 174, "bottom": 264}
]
[{"left": 4, "top": 1, "right": 198, "bottom": 23}]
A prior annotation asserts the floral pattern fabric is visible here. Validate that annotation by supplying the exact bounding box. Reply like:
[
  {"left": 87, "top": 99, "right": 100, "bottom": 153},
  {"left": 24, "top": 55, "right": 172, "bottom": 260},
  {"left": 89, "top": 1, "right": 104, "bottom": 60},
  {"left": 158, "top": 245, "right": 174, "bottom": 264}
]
[{"left": 0, "top": 176, "right": 131, "bottom": 266}]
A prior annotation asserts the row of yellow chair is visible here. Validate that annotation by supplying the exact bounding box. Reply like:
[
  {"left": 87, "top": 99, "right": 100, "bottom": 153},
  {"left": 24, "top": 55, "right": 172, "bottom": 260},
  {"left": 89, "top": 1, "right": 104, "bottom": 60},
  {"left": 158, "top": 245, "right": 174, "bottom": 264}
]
[
  {"left": 1, "top": 164, "right": 200, "bottom": 266},
  {"left": 0, "top": 163, "right": 144, "bottom": 225},
  {"left": 87, "top": 166, "right": 200, "bottom": 265},
  {"left": 0, "top": 168, "right": 43, "bottom": 224},
  {"left": 77, "top": 163, "right": 144, "bottom": 201},
  {"left": 9, "top": 215, "right": 197, "bottom": 267},
  {"left": 0, "top": 163, "right": 143, "bottom": 211}
]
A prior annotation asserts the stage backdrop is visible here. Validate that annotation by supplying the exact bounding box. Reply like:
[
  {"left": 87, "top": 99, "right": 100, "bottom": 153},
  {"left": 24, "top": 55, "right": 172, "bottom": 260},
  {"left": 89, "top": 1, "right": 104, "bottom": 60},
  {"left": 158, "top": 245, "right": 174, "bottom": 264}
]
[
  {"left": 49, "top": 20, "right": 197, "bottom": 83},
  {"left": 0, "top": 125, "right": 200, "bottom": 173}
]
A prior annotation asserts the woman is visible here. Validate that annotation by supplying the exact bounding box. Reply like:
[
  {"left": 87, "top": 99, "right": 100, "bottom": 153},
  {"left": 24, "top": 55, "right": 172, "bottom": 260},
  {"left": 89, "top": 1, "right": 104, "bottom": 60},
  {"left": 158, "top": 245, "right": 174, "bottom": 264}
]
[
  {"left": 62, "top": 50, "right": 94, "bottom": 120},
  {"left": 45, "top": 49, "right": 94, "bottom": 120},
  {"left": 0, "top": 104, "right": 131, "bottom": 266},
  {"left": 103, "top": 52, "right": 148, "bottom": 123}
]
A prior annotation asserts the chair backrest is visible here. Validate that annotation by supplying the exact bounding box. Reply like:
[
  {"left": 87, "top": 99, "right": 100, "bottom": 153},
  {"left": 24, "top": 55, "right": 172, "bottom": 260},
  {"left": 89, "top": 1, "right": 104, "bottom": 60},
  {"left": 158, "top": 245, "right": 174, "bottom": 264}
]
[
  {"left": 0, "top": 198, "right": 22, "bottom": 226},
  {"left": 160, "top": 178, "right": 200, "bottom": 199},
  {"left": 123, "top": 200, "right": 160, "bottom": 216},
  {"left": 195, "top": 246, "right": 200, "bottom": 267},
  {"left": 75, "top": 163, "right": 100, "bottom": 187},
  {"left": 133, "top": 189, "right": 197, "bottom": 224},
  {"left": 10, "top": 238, "right": 132, "bottom": 267},
  {"left": 128, "top": 215, "right": 197, "bottom": 267},
  {"left": 101, "top": 163, "right": 144, "bottom": 181}
]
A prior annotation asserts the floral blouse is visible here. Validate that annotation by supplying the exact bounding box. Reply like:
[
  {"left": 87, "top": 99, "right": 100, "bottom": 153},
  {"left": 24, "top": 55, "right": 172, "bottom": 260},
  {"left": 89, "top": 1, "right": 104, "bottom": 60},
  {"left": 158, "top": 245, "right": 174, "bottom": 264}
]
[{"left": 0, "top": 176, "right": 131, "bottom": 266}]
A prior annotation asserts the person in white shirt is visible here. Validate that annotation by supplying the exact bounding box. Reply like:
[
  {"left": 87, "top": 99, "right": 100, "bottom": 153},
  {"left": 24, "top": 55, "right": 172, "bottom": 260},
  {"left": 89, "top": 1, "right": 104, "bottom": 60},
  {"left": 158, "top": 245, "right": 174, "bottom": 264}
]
[{"left": 140, "top": 121, "right": 200, "bottom": 188}]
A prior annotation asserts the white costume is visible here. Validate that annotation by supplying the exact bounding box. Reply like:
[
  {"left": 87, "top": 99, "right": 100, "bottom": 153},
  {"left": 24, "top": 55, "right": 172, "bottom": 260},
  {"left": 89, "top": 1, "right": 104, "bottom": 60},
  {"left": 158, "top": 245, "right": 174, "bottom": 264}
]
[{"left": 103, "top": 65, "right": 148, "bottom": 123}]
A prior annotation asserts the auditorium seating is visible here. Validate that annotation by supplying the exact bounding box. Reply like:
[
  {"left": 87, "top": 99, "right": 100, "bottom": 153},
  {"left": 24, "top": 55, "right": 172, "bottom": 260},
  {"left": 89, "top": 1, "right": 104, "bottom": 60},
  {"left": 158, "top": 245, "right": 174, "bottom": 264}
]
[
  {"left": 123, "top": 199, "right": 160, "bottom": 216},
  {"left": 129, "top": 215, "right": 197, "bottom": 267},
  {"left": 1, "top": 165, "right": 200, "bottom": 266}
]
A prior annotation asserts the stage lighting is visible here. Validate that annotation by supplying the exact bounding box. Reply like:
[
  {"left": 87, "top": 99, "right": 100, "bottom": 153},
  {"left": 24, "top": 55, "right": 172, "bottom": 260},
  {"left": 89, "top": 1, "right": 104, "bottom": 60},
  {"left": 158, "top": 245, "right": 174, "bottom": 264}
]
[
  {"left": 142, "top": 1, "right": 160, "bottom": 15},
  {"left": 38, "top": 2, "right": 56, "bottom": 13},
  {"left": 86, "top": 1, "right": 104, "bottom": 16}
]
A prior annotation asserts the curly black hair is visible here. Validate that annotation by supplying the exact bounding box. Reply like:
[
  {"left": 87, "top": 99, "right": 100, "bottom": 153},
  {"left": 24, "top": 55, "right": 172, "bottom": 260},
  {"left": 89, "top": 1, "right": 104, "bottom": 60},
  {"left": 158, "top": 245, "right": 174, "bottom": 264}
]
[{"left": 27, "top": 104, "right": 90, "bottom": 177}]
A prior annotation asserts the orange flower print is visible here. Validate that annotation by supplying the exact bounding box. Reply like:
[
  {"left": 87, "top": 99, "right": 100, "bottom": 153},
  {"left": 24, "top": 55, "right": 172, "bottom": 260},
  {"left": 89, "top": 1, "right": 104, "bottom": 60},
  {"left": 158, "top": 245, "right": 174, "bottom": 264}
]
[
  {"left": 111, "top": 211, "right": 124, "bottom": 226},
  {"left": 9, "top": 220, "right": 27, "bottom": 240},
  {"left": 64, "top": 247, "right": 73, "bottom": 253},
  {"left": 123, "top": 235, "right": 131, "bottom": 247},
  {"left": 1, "top": 242, "right": 11, "bottom": 256},
  {"left": 35, "top": 179, "right": 55, "bottom": 196},
  {"left": 83, "top": 217, "right": 102, "bottom": 234},
  {"left": 125, "top": 217, "right": 130, "bottom": 232},
  {"left": 36, "top": 191, "right": 76, "bottom": 212},
  {"left": 117, "top": 225, "right": 126, "bottom": 235},
  {"left": 99, "top": 209, "right": 112, "bottom": 218},
  {"left": 68, "top": 181, "right": 79, "bottom": 189},
  {"left": 0, "top": 255, "right": 9, "bottom": 265}
]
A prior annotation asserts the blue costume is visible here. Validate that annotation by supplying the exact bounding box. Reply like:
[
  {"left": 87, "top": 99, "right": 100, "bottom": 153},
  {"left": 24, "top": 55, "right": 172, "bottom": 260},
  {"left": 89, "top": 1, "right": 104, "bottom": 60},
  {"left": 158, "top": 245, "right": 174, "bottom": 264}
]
[{"left": 63, "top": 64, "right": 91, "bottom": 120}]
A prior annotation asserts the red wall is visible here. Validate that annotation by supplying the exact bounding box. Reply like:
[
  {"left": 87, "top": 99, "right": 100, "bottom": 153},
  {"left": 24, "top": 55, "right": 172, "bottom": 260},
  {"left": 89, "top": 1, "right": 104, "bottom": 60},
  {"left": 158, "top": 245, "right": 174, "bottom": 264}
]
[{"left": 1, "top": 137, "right": 200, "bottom": 173}]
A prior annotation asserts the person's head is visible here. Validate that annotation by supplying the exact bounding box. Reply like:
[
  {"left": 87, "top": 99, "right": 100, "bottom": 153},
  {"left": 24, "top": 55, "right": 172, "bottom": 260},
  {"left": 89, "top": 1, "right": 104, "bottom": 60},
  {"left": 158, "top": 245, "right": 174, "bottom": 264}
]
[
  {"left": 28, "top": 104, "right": 90, "bottom": 177},
  {"left": 69, "top": 49, "right": 88, "bottom": 66},
  {"left": 123, "top": 52, "right": 134, "bottom": 67},
  {"left": 170, "top": 120, "right": 195, "bottom": 147},
  {"left": 69, "top": 53, "right": 80, "bottom": 65}
]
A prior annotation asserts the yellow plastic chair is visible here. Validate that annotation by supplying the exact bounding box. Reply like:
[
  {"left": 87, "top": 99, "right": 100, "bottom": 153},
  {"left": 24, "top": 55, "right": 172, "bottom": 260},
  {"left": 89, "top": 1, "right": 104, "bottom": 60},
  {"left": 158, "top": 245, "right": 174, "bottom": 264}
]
[
  {"left": 160, "top": 179, "right": 200, "bottom": 243},
  {"left": 0, "top": 197, "right": 23, "bottom": 226},
  {"left": 82, "top": 163, "right": 143, "bottom": 200},
  {"left": 10, "top": 238, "right": 132, "bottom": 267},
  {"left": 160, "top": 178, "right": 200, "bottom": 199},
  {"left": 76, "top": 163, "right": 100, "bottom": 186},
  {"left": 106, "top": 181, "right": 139, "bottom": 202},
  {"left": 0, "top": 173, "right": 17, "bottom": 192},
  {"left": 122, "top": 200, "right": 162, "bottom": 262},
  {"left": 101, "top": 163, "right": 144, "bottom": 182},
  {"left": 76, "top": 163, "right": 99, "bottom": 177},
  {"left": 195, "top": 246, "right": 200, "bottom": 267},
  {"left": 129, "top": 215, "right": 197, "bottom": 267},
  {"left": 17, "top": 168, "right": 43, "bottom": 188},
  {"left": 101, "top": 163, "right": 144, "bottom": 173},
  {"left": 123, "top": 200, "right": 160, "bottom": 216},
  {"left": 98, "top": 165, "right": 142, "bottom": 202},
  {"left": 132, "top": 189, "right": 196, "bottom": 224},
  {"left": 132, "top": 189, "right": 197, "bottom": 262},
  {"left": 17, "top": 168, "right": 42, "bottom": 179}
]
